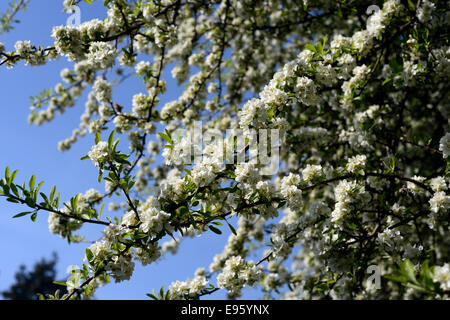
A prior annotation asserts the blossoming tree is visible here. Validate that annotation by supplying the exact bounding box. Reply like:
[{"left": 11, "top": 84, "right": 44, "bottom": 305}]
[{"left": 0, "top": 0, "right": 449, "bottom": 299}]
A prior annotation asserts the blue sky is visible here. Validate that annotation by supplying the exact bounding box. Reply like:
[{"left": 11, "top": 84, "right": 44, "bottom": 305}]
[{"left": 0, "top": 0, "right": 263, "bottom": 300}]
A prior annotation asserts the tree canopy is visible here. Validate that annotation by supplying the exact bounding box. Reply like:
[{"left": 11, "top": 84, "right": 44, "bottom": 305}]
[
  {"left": 1, "top": 253, "right": 68, "bottom": 300},
  {"left": 0, "top": 0, "right": 449, "bottom": 300}
]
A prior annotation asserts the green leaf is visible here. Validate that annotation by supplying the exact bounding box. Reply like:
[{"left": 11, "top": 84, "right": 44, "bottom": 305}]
[
  {"left": 30, "top": 212, "right": 37, "bottom": 222},
  {"left": 385, "top": 275, "right": 407, "bottom": 283},
  {"left": 405, "top": 282, "right": 429, "bottom": 293},
  {"left": 390, "top": 156, "right": 396, "bottom": 170},
  {"left": 209, "top": 225, "right": 222, "bottom": 234},
  {"left": 40, "top": 192, "right": 49, "bottom": 204},
  {"left": 5, "top": 166, "right": 10, "bottom": 180},
  {"left": 95, "top": 132, "right": 101, "bottom": 145},
  {"left": 113, "top": 140, "right": 120, "bottom": 151},
  {"left": 86, "top": 248, "right": 94, "bottom": 263},
  {"left": 10, "top": 170, "right": 18, "bottom": 184},
  {"left": 400, "top": 259, "right": 418, "bottom": 284},
  {"left": 382, "top": 78, "right": 392, "bottom": 86},
  {"left": 158, "top": 132, "right": 172, "bottom": 143},
  {"left": 53, "top": 281, "right": 67, "bottom": 287},
  {"left": 13, "top": 211, "right": 32, "bottom": 218},
  {"left": 35, "top": 181, "right": 44, "bottom": 195},
  {"left": 165, "top": 128, "right": 172, "bottom": 139},
  {"left": 305, "top": 43, "right": 317, "bottom": 52},
  {"left": 71, "top": 194, "right": 79, "bottom": 212},
  {"left": 55, "top": 192, "right": 61, "bottom": 208},
  {"left": 49, "top": 186, "right": 56, "bottom": 203},
  {"left": 226, "top": 221, "right": 237, "bottom": 235},
  {"left": 29, "top": 174, "right": 35, "bottom": 191},
  {"left": 10, "top": 184, "right": 20, "bottom": 197},
  {"left": 98, "top": 203, "right": 105, "bottom": 218},
  {"left": 146, "top": 293, "right": 158, "bottom": 300},
  {"left": 322, "top": 35, "right": 328, "bottom": 48},
  {"left": 108, "top": 130, "right": 115, "bottom": 149},
  {"left": 420, "top": 260, "right": 433, "bottom": 281},
  {"left": 25, "top": 197, "right": 35, "bottom": 208},
  {"left": 317, "top": 42, "right": 323, "bottom": 54}
]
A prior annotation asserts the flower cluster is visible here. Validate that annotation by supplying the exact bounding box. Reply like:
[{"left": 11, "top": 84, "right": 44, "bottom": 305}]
[
  {"left": 168, "top": 270, "right": 208, "bottom": 299},
  {"left": 331, "top": 180, "right": 369, "bottom": 223},
  {"left": 87, "top": 42, "right": 117, "bottom": 70},
  {"left": 1, "top": 0, "right": 449, "bottom": 301},
  {"left": 216, "top": 256, "right": 261, "bottom": 299},
  {"left": 87, "top": 141, "right": 109, "bottom": 167},
  {"left": 439, "top": 133, "right": 450, "bottom": 159},
  {"left": 14, "top": 40, "right": 46, "bottom": 66},
  {"left": 433, "top": 264, "right": 450, "bottom": 291}
]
